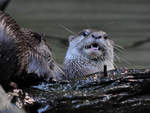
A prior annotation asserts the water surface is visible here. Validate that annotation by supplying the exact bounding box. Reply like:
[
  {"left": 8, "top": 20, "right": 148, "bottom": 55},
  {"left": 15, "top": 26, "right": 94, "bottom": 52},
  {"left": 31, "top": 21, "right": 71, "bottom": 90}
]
[{"left": 6, "top": 0, "right": 150, "bottom": 68}]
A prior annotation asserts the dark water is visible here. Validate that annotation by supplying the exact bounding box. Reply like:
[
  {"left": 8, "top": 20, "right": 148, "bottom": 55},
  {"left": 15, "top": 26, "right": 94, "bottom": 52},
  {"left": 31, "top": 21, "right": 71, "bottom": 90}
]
[{"left": 6, "top": 0, "right": 150, "bottom": 68}]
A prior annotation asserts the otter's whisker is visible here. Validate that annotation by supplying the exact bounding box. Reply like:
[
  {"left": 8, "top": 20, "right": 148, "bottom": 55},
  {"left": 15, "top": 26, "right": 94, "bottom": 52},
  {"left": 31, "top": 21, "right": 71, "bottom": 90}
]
[
  {"left": 58, "top": 24, "right": 75, "bottom": 35},
  {"left": 115, "top": 52, "right": 137, "bottom": 68},
  {"left": 114, "top": 53, "right": 121, "bottom": 62},
  {"left": 114, "top": 46, "right": 124, "bottom": 54},
  {"left": 114, "top": 44, "right": 124, "bottom": 50},
  {"left": 113, "top": 44, "right": 132, "bottom": 68}
]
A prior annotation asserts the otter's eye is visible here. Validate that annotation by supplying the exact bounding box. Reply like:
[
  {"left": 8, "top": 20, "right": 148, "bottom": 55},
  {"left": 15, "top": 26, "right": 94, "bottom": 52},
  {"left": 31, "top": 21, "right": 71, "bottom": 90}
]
[
  {"left": 104, "top": 35, "right": 108, "bottom": 40},
  {"left": 80, "top": 31, "right": 89, "bottom": 37}
]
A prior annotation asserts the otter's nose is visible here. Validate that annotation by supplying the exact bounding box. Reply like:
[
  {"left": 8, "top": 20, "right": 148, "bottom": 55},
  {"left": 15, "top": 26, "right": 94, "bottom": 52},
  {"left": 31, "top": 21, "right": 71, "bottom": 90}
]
[{"left": 91, "top": 33, "right": 101, "bottom": 39}]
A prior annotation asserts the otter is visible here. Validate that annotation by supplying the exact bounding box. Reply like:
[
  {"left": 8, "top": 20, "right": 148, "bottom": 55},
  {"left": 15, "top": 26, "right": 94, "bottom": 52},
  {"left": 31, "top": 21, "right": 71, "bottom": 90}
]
[
  {"left": 63, "top": 29, "right": 114, "bottom": 79},
  {"left": 0, "top": 0, "right": 10, "bottom": 11},
  {"left": 0, "top": 11, "right": 62, "bottom": 88}
]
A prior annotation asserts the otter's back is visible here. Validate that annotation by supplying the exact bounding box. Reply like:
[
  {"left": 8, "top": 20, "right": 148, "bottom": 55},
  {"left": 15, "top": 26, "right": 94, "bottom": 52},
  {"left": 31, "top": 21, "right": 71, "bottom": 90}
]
[{"left": 0, "top": 11, "right": 22, "bottom": 85}]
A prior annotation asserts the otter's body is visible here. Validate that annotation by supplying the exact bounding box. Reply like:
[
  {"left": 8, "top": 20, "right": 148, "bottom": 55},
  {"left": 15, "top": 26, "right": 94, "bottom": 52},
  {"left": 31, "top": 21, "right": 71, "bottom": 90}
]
[
  {"left": 63, "top": 29, "right": 114, "bottom": 79},
  {"left": 0, "top": 11, "right": 62, "bottom": 87},
  {"left": 0, "top": 0, "right": 10, "bottom": 11}
]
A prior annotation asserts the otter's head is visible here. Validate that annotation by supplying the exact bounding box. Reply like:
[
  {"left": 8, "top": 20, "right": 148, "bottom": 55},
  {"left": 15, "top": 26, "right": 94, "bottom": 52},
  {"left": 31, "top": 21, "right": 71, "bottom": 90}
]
[
  {"left": 23, "top": 30, "right": 63, "bottom": 81},
  {"left": 65, "top": 29, "right": 114, "bottom": 64}
]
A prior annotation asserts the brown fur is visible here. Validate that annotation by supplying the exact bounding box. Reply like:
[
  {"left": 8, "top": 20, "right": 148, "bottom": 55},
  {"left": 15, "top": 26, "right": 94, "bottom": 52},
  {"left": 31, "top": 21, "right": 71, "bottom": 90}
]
[
  {"left": 0, "top": 11, "right": 62, "bottom": 87},
  {"left": 0, "top": 0, "right": 10, "bottom": 11}
]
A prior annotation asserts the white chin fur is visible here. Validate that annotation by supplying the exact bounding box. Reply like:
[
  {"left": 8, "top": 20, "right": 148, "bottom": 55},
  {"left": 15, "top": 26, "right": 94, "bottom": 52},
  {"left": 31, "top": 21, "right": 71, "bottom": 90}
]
[{"left": 65, "top": 48, "right": 81, "bottom": 60}]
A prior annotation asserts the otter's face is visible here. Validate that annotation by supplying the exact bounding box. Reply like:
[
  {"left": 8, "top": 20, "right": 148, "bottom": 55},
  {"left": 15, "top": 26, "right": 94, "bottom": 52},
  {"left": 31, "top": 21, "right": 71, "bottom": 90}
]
[
  {"left": 67, "top": 29, "right": 114, "bottom": 60},
  {"left": 27, "top": 32, "right": 63, "bottom": 80}
]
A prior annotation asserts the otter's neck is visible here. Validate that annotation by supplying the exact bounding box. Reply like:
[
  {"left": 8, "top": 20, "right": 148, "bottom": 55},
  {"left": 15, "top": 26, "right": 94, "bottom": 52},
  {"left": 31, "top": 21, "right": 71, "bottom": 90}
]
[
  {"left": 64, "top": 46, "right": 114, "bottom": 79},
  {"left": 65, "top": 50, "right": 114, "bottom": 72},
  {"left": 63, "top": 57, "right": 106, "bottom": 79}
]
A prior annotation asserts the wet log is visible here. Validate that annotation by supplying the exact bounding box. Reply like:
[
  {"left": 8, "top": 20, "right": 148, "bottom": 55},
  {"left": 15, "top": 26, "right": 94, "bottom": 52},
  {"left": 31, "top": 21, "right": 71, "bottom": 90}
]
[
  {"left": 0, "top": 86, "right": 25, "bottom": 113},
  {"left": 7, "top": 69, "right": 150, "bottom": 113}
]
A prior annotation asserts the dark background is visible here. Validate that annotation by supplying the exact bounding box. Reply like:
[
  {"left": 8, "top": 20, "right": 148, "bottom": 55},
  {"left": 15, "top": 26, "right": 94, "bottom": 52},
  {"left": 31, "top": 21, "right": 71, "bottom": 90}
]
[{"left": 6, "top": 0, "right": 150, "bottom": 68}]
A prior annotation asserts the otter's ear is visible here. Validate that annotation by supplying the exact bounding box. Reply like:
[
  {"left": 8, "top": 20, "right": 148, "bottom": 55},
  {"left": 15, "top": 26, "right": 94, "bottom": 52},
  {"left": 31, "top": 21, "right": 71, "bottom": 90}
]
[{"left": 68, "top": 35, "right": 75, "bottom": 42}]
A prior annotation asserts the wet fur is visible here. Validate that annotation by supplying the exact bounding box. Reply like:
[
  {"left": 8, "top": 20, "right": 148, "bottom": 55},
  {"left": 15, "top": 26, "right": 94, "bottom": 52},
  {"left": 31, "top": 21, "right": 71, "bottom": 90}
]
[
  {"left": 63, "top": 29, "right": 114, "bottom": 79},
  {"left": 0, "top": 11, "right": 62, "bottom": 87}
]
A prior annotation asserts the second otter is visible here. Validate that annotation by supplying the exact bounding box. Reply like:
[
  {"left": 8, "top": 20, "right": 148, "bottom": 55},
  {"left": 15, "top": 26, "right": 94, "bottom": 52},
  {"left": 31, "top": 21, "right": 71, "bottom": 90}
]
[
  {"left": 63, "top": 29, "right": 114, "bottom": 79},
  {"left": 0, "top": 11, "right": 62, "bottom": 87}
]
